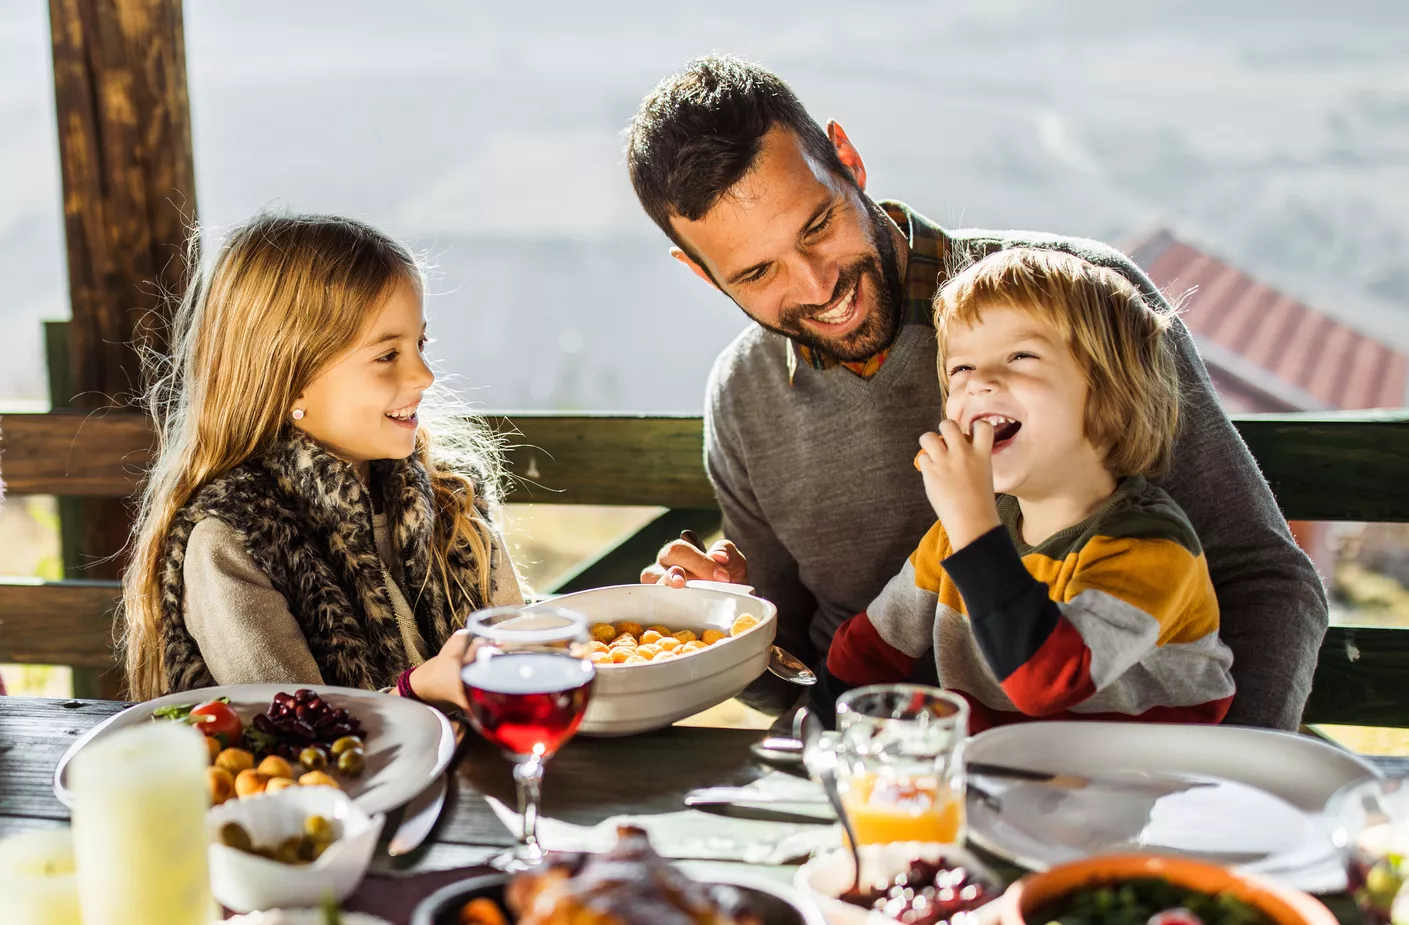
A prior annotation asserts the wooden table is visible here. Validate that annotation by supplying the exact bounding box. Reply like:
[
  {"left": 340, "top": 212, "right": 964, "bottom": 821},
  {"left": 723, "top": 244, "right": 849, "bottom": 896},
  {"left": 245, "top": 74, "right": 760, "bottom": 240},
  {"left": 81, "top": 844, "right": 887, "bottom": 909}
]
[{"left": 0, "top": 697, "right": 1392, "bottom": 924}]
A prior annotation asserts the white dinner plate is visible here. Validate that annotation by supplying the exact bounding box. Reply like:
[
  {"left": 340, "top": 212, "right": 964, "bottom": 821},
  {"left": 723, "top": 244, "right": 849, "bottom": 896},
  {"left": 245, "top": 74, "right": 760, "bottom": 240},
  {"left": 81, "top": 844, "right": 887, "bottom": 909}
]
[
  {"left": 53, "top": 685, "right": 454, "bottom": 816},
  {"left": 965, "top": 721, "right": 1381, "bottom": 893}
]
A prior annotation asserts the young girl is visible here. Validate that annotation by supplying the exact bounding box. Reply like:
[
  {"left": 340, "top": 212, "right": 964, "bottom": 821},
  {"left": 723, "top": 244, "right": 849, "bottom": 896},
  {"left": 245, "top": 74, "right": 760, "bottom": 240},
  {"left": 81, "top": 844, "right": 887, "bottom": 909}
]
[
  {"left": 819, "top": 247, "right": 1235, "bottom": 732},
  {"left": 120, "top": 212, "right": 527, "bottom": 706}
]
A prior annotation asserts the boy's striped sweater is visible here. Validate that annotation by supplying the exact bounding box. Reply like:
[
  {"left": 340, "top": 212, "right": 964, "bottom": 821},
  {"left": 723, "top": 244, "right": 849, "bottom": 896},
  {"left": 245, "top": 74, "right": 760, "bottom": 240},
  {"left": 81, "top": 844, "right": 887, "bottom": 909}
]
[{"left": 823, "top": 476, "right": 1235, "bottom": 732}]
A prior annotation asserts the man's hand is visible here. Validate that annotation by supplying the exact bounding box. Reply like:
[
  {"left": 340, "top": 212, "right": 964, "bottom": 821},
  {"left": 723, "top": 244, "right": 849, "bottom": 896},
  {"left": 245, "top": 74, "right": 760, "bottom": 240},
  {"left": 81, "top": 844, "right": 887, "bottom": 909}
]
[
  {"left": 640, "top": 534, "right": 748, "bottom": 589},
  {"left": 916, "top": 419, "right": 1001, "bottom": 551}
]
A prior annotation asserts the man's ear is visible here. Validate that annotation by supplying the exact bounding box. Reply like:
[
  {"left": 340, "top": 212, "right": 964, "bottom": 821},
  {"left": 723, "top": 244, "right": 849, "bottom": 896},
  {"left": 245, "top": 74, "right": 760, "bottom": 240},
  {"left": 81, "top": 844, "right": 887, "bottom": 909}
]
[
  {"left": 670, "top": 246, "right": 719, "bottom": 290},
  {"left": 827, "top": 120, "right": 867, "bottom": 191}
]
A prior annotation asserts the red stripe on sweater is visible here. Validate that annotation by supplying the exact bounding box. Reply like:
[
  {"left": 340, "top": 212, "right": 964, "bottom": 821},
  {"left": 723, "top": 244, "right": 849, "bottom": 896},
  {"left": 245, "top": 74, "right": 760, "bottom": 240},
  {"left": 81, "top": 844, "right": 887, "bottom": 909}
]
[
  {"left": 999, "top": 617, "right": 1096, "bottom": 716},
  {"left": 827, "top": 612, "right": 916, "bottom": 687}
]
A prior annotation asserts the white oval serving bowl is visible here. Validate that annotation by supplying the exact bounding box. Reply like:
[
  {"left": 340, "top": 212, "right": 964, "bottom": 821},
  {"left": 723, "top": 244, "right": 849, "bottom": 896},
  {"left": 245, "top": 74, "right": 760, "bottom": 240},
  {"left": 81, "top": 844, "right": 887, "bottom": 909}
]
[
  {"left": 795, "top": 841, "right": 1000, "bottom": 925},
  {"left": 531, "top": 584, "right": 777, "bottom": 736},
  {"left": 207, "top": 785, "right": 384, "bottom": 913}
]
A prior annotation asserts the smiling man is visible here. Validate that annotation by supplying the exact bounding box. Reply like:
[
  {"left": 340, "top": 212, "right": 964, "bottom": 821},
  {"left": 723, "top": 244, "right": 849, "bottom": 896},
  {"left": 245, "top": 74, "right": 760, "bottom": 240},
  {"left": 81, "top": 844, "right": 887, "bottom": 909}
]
[{"left": 627, "top": 55, "right": 1327, "bottom": 730}]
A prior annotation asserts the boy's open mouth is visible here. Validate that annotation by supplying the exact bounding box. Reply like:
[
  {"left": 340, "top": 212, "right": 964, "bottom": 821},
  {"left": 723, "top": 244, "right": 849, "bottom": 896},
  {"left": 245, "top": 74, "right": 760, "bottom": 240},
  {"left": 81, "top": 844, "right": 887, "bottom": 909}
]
[{"left": 969, "top": 413, "right": 1022, "bottom": 451}]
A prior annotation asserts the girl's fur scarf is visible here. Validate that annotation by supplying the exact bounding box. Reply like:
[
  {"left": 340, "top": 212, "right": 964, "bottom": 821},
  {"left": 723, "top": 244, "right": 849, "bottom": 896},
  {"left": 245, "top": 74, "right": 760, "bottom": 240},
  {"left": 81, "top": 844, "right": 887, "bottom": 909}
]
[{"left": 160, "top": 427, "right": 495, "bottom": 692}]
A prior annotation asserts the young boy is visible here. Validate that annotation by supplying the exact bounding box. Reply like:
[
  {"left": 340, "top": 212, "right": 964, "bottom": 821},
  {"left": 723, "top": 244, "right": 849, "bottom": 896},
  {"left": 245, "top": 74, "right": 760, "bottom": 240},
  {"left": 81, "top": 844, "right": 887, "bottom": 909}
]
[{"left": 818, "top": 248, "right": 1235, "bottom": 732}]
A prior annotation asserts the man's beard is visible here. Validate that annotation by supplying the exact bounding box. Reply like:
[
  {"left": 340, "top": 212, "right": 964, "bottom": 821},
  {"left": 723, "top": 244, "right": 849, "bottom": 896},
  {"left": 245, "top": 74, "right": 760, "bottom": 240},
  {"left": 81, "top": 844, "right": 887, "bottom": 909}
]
[{"left": 751, "top": 200, "right": 906, "bottom": 363}]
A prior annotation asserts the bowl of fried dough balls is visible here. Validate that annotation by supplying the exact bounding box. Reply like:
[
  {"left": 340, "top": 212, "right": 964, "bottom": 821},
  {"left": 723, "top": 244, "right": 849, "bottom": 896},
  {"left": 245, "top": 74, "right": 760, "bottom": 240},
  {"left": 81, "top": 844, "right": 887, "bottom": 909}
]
[{"left": 525, "top": 583, "right": 778, "bottom": 736}]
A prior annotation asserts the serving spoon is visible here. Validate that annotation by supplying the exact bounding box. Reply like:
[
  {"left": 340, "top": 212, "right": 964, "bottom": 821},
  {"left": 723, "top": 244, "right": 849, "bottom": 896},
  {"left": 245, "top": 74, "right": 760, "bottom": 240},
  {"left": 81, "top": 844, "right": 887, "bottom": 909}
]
[{"left": 797, "top": 706, "right": 863, "bottom": 894}]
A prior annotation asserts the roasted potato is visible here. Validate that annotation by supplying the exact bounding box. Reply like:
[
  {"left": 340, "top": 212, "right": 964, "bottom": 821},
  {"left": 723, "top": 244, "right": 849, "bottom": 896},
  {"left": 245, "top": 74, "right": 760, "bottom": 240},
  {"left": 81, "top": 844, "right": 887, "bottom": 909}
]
[
  {"left": 206, "top": 766, "right": 236, "bottom": 805},
  {"left": 235, "top": 769, "right": 270, "bottom": 798},
  {"left": 730, "top": 614, "right": 760, "bottom": 636},
  {"left": 214, "top": 747, "right": 255, "bottom": 775},
  {"left": 299, "top": 770, "right": 340, "bottom": 789},
  {"left": 257, "top": 755, "right": 295, "bottom": 780}
]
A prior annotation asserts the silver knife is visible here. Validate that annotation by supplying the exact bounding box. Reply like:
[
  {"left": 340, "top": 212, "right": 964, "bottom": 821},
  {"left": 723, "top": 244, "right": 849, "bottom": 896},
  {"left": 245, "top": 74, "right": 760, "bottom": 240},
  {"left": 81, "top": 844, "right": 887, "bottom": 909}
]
[
  {"left": 388, "top": 773, "right": 448, "bottom": 856},
  {"left": 684, "top": 786, "right": 830, "bottom": 807}
]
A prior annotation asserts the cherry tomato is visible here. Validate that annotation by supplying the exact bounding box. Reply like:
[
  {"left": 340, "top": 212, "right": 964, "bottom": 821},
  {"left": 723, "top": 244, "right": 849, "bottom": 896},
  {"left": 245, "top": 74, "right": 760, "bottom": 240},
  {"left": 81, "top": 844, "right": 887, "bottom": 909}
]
[{"left": 190, "top": 700, "right": 244, "bottom": 749}]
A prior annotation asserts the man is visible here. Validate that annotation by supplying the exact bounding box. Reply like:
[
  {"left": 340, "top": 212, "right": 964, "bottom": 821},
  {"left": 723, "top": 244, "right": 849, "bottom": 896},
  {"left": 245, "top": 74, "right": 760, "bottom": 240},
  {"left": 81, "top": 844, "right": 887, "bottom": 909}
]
[{"left": 628, "top": 55, "right": 1327, "bottom": 730}]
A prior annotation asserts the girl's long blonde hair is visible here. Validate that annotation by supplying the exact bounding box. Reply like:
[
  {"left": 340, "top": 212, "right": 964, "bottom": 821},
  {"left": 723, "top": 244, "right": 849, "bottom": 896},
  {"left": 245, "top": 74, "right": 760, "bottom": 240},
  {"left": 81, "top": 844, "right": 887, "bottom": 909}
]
[{"left": 121, "top": 212, "right": 502, "bottom": 700}]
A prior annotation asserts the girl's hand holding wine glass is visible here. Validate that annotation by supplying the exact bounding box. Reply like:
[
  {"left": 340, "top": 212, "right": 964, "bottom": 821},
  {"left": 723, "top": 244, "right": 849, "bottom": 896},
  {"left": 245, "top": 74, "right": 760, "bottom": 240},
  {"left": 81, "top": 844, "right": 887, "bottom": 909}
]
[{"left": 458, "top": 605, "right": 596, "bottom": 870}]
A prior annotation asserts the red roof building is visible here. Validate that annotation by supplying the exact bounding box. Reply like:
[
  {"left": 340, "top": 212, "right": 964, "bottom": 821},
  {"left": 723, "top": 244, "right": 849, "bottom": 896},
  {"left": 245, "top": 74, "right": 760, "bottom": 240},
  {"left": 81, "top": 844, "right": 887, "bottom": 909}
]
[
  {"left": 1129, "top": 229, "right": 1408, "bottom": 413},
  {"left": 1129, "top": 229, "right": 1409, "bottom": 580}
]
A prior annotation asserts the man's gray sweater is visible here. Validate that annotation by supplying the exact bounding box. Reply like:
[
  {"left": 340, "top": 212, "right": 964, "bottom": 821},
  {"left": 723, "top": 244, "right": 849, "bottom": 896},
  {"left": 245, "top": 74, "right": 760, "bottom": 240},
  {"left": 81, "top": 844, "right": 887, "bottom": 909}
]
[{"left": 702, "top": 202, "right": 1328, "bottom": 731}]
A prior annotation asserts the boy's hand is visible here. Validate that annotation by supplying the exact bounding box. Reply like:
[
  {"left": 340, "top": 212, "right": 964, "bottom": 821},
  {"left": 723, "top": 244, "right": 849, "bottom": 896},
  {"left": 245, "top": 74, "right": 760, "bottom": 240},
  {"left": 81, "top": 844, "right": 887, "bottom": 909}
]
[{"left": 916, "top": 419, "right": 1001, "bottom": 550}]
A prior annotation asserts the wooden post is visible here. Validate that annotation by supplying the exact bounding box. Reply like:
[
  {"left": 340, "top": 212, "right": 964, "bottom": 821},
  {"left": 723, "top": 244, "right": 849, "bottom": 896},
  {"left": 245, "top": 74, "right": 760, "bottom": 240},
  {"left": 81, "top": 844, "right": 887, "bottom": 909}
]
[{"left": 48, "top": 0, "right": 198, "bottom": 697}]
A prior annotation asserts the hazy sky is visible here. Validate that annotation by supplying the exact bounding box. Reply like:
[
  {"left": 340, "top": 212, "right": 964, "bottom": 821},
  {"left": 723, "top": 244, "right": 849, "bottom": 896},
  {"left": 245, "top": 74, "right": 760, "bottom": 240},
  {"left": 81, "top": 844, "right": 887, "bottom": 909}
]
[{"left": 3, "top": 0, "right": 1406, "bottom": 409}]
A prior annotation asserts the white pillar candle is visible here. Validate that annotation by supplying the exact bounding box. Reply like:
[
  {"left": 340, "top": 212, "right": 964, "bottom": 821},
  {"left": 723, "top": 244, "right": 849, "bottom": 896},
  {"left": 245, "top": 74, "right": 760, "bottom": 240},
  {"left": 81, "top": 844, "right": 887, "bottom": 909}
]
[
  {"left": 70, "top": 721, "right": 214, "bottom": 925},
  {"left": 0, "top": 828, "right": 82, "bottom": 924}
]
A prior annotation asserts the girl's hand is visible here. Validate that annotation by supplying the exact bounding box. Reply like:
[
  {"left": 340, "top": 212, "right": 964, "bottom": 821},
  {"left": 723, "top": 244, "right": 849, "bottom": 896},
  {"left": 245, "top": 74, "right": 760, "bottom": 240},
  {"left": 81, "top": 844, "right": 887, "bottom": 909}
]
[
  {"left": 916, "top": 419, "right": 1001, "bottom": 551},
  {"left": 406, "top": 629, "right": 473, "bottom": 711}
]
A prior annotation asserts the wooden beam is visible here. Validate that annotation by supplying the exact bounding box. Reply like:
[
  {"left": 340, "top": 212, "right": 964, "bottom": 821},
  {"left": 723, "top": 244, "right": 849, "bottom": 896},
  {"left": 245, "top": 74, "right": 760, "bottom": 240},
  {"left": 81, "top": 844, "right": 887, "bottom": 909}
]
[
  {"left": 1303, "top": 625, "right": 1409, "bottom": 728},
  {"left": 0, "top": 579, "right": 121, "bottom": 668},
  {"left": 47, "top": 0, "right": 197, "bottom": 583},
  {"left": 6, "top": 411, "right": 1409, "bottom": 521},
  {"left": 497, "top": 414, "right": 714, "bottom": 508},
  {"left": 0, "top": 411, "right": 154, "bottom": 497},
  {"left": 0, "top": 412, "right": 716, "bottom": 508},
  {"left": 1236, "top": 411, "right": 1409, "bottom": 523}
]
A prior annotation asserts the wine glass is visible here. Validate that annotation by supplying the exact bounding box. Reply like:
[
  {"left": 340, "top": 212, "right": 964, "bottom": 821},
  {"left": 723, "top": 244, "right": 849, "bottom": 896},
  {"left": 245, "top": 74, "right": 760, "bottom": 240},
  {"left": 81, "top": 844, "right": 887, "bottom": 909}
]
[{"left": 460, "top": 605, "right": 595, "bottom": 870}]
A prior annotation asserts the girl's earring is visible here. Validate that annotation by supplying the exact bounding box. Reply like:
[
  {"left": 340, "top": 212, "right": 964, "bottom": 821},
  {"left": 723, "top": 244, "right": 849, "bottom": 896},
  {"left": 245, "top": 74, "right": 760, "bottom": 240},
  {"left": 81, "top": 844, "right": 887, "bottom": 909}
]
[{"left": 291, "top": 409, "right": 306, "bottom": 421}]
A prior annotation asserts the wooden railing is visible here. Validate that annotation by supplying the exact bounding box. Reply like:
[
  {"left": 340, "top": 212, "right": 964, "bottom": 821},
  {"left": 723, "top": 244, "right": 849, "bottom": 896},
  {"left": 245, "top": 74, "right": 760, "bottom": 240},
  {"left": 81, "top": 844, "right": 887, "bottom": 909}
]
[{"left": 4, "top": 409, "right": 1409, "bottom": 726}]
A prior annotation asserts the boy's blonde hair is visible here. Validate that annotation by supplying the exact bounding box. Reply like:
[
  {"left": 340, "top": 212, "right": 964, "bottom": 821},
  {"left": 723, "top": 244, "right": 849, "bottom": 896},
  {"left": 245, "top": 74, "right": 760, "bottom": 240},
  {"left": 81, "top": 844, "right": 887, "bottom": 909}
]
[
  {"left": 934, "top": 248, "right": 1180, "bottom": 479},
  {"left": 120, "top": 212, "right": 503, "bottom": 700}
]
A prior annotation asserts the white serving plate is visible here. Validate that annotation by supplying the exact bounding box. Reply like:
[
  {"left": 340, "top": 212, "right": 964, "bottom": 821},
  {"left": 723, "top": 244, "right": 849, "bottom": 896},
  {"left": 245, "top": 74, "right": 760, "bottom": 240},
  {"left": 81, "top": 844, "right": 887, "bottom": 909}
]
[
  {"left": 54, "top": 685, "right": 454, "bottom": 816},
  {"left": 534, "top": 584, "right": 777, "bottom": 736},
  {"left": 965, "top": 721, "right": 1380, "bottom": 892}
]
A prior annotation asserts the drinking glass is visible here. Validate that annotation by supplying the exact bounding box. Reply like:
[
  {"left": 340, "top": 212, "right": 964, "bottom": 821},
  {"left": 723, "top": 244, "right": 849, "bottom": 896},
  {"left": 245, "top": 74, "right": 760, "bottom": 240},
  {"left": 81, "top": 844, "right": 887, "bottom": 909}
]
[
  {"left": 822, "top": 684, "right": 969, "bottom": 845},
  {"left": 1328, "top": 775, "right": 1409, "bottom": 925},
  {"left": 460, "top": 605, "right": 595, "bottom": 870}
]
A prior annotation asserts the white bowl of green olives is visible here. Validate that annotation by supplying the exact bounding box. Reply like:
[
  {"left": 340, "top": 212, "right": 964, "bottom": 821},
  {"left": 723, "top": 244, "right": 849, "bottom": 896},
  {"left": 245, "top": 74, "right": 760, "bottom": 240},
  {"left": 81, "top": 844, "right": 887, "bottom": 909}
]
[{"left": 208, "top": 785, "right": 386, "bottom": 913}]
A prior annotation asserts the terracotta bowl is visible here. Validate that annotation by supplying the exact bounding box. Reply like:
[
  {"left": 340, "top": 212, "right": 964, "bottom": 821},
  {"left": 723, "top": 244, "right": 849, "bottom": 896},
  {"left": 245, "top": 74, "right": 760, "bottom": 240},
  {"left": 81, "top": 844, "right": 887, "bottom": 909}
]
[{"left": 999, "top": 855, "right": 1337, "bottom": 925}]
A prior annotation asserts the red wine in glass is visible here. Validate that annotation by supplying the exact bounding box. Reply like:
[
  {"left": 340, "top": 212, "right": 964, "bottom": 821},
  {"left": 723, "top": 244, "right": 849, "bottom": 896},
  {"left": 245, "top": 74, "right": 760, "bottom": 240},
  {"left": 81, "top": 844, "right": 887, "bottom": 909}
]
[
  {"left": 459, "top": 604, "right": 594, "bottom": 870},
  {"left": 462, "top": 651, "right": 595, "bottom": 758}
]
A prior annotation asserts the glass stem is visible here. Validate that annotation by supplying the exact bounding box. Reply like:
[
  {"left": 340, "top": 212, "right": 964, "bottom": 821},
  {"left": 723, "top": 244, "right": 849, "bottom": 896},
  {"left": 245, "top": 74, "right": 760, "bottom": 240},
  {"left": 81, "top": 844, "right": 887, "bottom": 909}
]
[{"left": 513, "top": 754, "right": 545, "bottom": 861}]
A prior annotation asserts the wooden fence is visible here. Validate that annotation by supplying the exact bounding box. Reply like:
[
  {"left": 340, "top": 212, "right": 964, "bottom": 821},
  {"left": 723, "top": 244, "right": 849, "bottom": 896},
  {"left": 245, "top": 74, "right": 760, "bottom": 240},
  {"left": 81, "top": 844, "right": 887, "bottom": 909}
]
[{"left": 4, "top": 409, "right": 1409, "bottom": 726}]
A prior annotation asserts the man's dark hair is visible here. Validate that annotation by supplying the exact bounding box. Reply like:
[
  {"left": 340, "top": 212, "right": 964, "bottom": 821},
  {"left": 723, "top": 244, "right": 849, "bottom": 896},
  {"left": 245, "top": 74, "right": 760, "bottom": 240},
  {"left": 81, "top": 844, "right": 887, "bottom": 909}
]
[{"left": 627, "top": 55, "right": 853, "bottom": 258}]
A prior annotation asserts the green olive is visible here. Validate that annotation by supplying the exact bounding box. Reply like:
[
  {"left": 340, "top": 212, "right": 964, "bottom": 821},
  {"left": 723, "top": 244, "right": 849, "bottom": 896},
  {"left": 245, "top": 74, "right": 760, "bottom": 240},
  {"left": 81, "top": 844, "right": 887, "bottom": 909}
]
[
  {"left": 298, "top": 746, "right": 328, "bottom": 772},
  {"left": 304, "top": 814, "right": 335, "bottom": 842},
  {"left": 274, "top": 835, "right": 304, "bottom": 865},
  {"left": 330, "top": 735, "right": 364, "bottom": 756},
  {"left": 336, "top": 747, "right": 366, "bottom": 777},
  {"left": 218, "top": 821, "right": 253, "bottom": 853},
  {"left": 1368, "top": 861, "right": 1403, "bottom": 909}
]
